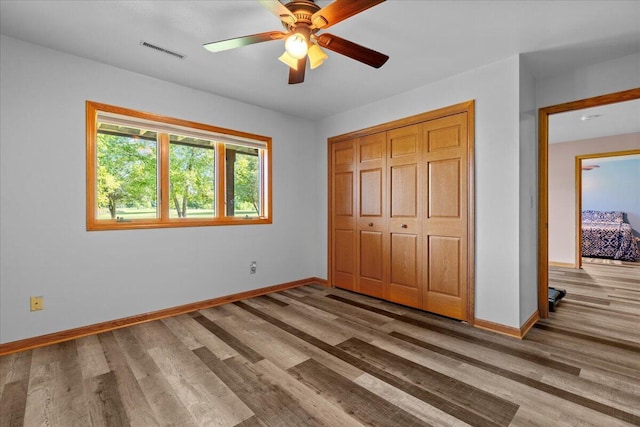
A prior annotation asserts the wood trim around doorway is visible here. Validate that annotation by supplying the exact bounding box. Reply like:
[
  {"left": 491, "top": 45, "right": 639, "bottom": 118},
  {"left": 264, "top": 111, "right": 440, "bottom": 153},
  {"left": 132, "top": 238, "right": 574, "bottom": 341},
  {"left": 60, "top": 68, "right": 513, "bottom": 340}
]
[{"left": 537, "top": 87, "right": 640, "bottom": 319}]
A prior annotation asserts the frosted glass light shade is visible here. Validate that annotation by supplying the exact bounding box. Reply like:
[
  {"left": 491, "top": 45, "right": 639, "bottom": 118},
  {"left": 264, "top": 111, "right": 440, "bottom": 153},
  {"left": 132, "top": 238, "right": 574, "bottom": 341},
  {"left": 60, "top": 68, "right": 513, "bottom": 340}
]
[
  {"left": 278, "top": 51, "right": 299, "bottom": 70},
  {"left": 308, "top": 44, "right": 328, "bottom": 69}
]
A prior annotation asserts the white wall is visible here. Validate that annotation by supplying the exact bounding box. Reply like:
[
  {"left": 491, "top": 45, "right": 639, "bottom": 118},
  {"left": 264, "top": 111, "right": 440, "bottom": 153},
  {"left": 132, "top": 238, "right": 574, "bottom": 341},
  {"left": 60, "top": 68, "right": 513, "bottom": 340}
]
[
  {"left": 519, "top": 58, "right": 538, "bottom": 324},
  {"left": 548, "top": 134, "right": 640, "bottom": 264},
  {"left": 313, "top": 51, "right": 640, "bottom": 329},
  {"left": 314, "top": 56, "right": 524, "bottom": 328},
  {"left": 0, "top": 35, "right": 317, "bottom": 344},
  {"left": 536, "top": 53, "right": 640, "bottom": 109},
  {"left": 3, "top": 37, "right": 639, "bottom": 344}
]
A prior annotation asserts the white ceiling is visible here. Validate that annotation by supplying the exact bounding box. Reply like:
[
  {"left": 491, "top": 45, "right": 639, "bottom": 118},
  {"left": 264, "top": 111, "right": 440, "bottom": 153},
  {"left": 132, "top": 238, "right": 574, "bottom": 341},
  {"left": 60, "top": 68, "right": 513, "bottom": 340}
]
[
  {"left": 1, "top": 0, "right": 639, "bottom": 121},
  {"left": 549, "top": 99, "right": 640, "bottom": 144}
]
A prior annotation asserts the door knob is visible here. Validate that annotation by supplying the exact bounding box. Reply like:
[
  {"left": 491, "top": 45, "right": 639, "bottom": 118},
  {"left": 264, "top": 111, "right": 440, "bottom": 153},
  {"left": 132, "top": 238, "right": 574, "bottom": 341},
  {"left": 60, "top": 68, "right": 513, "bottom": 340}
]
[{"left": 368, "top": 222, "right": 374, "bottom": 227}]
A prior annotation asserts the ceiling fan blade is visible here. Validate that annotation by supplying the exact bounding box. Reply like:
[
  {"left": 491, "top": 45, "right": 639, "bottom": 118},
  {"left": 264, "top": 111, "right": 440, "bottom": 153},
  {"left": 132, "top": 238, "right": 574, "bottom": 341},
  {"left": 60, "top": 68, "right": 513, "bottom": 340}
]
[
  {"left": 311, "top": 0, "right": 385, "bottom": 29},
  {"left": 288, "top": 57, "right": 307, "bottom": 84},
  {"left": 258, "top": 0, "right": 297, "bottom": 24},
  {"left": 203, "top": 31, "right": 287, "bottom": 53},
  {"left": 316, "top": 33, "right": 388, "bottom": 68}
]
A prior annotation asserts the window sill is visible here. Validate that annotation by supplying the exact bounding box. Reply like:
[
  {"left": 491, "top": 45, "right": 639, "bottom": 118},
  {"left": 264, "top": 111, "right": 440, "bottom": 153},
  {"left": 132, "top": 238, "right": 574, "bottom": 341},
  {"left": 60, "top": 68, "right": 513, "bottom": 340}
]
[{"left": 87, "top": 217, "right": 272, "bottom": 231}]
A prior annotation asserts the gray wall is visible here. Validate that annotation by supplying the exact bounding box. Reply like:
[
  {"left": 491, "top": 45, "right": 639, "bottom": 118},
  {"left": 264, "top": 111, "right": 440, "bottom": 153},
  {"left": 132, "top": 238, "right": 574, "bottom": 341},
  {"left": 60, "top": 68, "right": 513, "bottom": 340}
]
[
  {"left": 0, "top": 35, "right": 317, "bottom": 343},
  {"left": 536, "top": 53, "right": 640, "bottom": 109},
  {"left": 519, "top": 58, "right": 538, "bottom": 324},
  {"left": 314, "top": 56, "right": 525, "bottom": 328},
  {"left": 2, "top": 36, "right": 640, "bottom": 344}
]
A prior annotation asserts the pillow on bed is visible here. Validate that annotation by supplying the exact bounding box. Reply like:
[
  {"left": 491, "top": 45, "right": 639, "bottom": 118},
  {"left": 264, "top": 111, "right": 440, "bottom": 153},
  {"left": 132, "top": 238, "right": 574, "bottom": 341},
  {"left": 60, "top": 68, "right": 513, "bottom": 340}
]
[{"left": 582, "top": 210, "right": 624, "bottom": 223}]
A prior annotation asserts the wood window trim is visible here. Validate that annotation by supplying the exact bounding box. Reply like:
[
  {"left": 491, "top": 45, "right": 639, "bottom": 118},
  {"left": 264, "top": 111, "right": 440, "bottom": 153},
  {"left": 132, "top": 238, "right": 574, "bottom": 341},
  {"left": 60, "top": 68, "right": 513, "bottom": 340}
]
[{"left": 86, "top": 101, "right": 272, "bottom": 231}]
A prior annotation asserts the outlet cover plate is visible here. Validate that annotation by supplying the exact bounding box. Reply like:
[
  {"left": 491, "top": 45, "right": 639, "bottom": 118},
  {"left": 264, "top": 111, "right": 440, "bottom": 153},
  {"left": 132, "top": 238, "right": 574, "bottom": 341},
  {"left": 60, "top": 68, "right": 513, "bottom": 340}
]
[{"left": 30, "top": 296, "right": 44, "bottom": 311}]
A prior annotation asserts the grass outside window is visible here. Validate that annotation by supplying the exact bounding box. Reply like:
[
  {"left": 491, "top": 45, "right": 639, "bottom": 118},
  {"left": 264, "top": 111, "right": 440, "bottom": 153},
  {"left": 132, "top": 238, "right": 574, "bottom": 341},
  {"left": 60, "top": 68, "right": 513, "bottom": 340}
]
[{"left": 86, "top": 101, "right": 272, "bottom": 230}]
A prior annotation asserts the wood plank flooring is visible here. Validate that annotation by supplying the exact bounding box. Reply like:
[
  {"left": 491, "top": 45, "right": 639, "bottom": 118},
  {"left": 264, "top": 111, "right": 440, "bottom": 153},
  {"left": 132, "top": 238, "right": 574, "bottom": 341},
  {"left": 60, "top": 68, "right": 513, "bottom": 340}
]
[{"left": 1, "top": 262, "right": 639, "bottom": 426}]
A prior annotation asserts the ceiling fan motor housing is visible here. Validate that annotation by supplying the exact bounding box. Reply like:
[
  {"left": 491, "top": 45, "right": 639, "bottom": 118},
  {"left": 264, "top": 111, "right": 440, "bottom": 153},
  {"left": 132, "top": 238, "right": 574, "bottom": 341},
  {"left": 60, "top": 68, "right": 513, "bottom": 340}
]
[{"left": 282, "top": 0, "right": 323, "bottom": 31}]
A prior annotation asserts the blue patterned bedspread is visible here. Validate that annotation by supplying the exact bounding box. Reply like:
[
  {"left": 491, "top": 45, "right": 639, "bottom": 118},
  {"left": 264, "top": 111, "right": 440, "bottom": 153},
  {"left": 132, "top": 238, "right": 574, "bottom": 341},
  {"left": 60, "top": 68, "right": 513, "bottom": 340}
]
[{"left": 582, "top": 222, "right": 637, "bottom": 261}]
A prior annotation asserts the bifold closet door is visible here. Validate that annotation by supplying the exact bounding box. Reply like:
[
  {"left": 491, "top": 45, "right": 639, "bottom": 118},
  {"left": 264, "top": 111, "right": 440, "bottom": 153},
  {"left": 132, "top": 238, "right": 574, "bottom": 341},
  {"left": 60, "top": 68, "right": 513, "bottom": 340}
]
[
  {"left": 356, "top": 133, "right": 387, "bottom": 299},
  {"left": 331, "top": 139, "right": 357, "bottom": 291},
  {"left": 422, "top": 112, "right": 469, "bottom": 320},
  {"left": 387, "top": 125, "right": 423, "bottom": 308}
]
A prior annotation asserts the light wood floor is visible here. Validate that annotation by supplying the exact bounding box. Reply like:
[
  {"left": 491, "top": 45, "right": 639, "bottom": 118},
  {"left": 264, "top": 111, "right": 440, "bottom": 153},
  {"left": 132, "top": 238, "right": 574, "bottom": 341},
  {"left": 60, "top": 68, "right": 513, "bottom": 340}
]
[{"left": 1, "top": 263, "right": 639, "bottom": 426}]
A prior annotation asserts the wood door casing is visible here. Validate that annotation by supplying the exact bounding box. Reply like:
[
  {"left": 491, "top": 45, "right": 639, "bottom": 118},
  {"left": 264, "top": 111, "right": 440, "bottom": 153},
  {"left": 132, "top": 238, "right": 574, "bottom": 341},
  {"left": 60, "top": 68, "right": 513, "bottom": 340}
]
[
  {"left": 387, "top": 125, "right": 422, "bottom": 308},
  {"left": 331, "top": 140, "right": 356, "bottom": 291},
  {"left": 422, "top": 112, "right": 469, "bottom": 320},
  {"left": 357, "top": 133, "right": 387, "bottom": 298}
]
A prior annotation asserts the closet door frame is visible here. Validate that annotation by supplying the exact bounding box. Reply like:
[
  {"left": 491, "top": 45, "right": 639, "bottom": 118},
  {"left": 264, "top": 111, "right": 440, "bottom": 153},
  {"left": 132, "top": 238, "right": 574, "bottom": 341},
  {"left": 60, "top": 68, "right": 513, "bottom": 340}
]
[{"left": 327, "top": 100, "right": 475, "bottom": 324}]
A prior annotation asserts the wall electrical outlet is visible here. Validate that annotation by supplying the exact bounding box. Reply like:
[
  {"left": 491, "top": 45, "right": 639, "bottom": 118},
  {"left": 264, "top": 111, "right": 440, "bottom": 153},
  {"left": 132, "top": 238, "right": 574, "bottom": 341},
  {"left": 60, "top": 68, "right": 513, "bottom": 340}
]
[
  {"left": 30, "top": 296, "right": 44, "bottom": 311},
  {"left": 250, "top": 261, "right": 257, "bottom": 274}
]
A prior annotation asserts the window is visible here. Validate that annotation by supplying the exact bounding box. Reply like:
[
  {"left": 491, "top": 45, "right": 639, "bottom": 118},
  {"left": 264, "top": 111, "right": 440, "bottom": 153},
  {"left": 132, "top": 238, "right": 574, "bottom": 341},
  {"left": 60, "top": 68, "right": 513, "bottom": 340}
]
[{"left": 86, "top": 101, "right": 271, "bottom": 230}]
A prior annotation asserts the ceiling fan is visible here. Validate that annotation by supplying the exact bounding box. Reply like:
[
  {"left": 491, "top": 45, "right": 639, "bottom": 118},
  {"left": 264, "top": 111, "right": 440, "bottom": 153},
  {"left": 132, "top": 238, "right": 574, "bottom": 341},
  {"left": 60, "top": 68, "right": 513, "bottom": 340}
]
[{"left": 203, "top": 0, "right": 389, "bottom": 84}]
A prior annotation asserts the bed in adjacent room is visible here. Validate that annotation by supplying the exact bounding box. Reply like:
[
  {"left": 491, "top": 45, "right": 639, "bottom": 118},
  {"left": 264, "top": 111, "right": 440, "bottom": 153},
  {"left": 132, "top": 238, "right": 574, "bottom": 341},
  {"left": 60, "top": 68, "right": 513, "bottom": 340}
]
[{"left": 582, "top": 210, "right": 638, "bottom": 261}]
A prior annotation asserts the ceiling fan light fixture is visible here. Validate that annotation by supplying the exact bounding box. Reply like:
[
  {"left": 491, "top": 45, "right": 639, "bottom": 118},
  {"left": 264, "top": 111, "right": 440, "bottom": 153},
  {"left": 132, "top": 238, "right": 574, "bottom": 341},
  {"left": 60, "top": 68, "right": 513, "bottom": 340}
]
[
  {"left": 202, "top": 0, "right": 389, "bottom": 84},
  {"left": 278, "top": 51, "right": 299, "bottom": 70},
  {"left": 285, "top": 32, "right": 309, "bottom": 59},
  {"left": 308, "top": 43, "right": 328, "bottom": 69}
]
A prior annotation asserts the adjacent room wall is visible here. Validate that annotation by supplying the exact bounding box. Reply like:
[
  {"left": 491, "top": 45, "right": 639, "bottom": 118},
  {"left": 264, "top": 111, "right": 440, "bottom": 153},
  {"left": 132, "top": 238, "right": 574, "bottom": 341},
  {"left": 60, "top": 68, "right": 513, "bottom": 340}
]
[
  {"left": 549, "top": 137, "right": 640, "bottom": 265},
  {"left": 548, "top": 133, "right": 640, "bottom": 264},
  {"left": 583, "top": 156, "right": 640, "bottom": 236},
  {"left": 0, "top": 35, "right": 317, "bottom": 344}
]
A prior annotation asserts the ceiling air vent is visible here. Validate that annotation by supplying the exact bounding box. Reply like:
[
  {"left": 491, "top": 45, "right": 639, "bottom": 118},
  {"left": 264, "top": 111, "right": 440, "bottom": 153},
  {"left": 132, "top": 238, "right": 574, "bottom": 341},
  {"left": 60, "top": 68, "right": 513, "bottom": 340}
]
[{"left": 140, "top": 41, "right": 185, "bottom": 59}]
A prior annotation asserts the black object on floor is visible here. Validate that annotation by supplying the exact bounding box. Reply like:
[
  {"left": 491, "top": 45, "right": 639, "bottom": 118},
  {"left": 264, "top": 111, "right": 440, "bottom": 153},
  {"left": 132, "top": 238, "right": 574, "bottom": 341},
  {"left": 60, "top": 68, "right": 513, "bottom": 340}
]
[{"left": 548, "top": 287, "right": 567, "bottom": 312}]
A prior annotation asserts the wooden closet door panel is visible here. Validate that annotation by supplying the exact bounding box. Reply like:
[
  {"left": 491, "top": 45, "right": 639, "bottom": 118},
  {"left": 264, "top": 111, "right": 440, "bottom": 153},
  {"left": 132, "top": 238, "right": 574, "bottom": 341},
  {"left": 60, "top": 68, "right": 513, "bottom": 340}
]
[
  {"left": 357, "top": 133, "right": 387, "bottom": 298},
  {"left": 333, "top": 229, "right": 355, "bottom": 287},
  {"left": 331, "top": 140, "right": 356, "bottom": 291},
  {"left": 389, "top": 233, "right": 419, "bottom": 306},
  {"left": 360, "top": 168, "right": 383, "bottom": 216},
  {"left": 423, "top": 113, "right": 468, "bottom": 320},
  {"left": 359, "top": 230, "right": 384, "bottom": 296},
  {"left": 387, "top": 125, "right": 422, "bottom": 307}
]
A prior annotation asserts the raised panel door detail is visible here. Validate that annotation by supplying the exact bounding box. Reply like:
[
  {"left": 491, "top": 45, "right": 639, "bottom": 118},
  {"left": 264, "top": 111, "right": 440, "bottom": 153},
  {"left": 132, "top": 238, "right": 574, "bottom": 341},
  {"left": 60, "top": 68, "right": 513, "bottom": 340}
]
[
  {"left": 334, "top": 229, "right": 355, "bottom": 274},
  {"left": 428, "top": 236, "right": 460, "bottom": 296},
  {"left": 334, "top": 172, "right": 353, "bottom": 216},
  {"left": 330, "top": 105, "right": 471, "bottom": 321},
  {"left": 428, "top": 159, "right": 460, "bottom": 218},
  {"left": 391, "top": 164, "right": 418, "bottom": 218},
  {"left": 390, "top": 233, "right": 417, "bottom": 287},
  {"left": 423, "top": 111, "right": 469, "bottom": 321},
  {"left": 360, "top": 140, "right": 384, "bottom": 162},
  {"left": 360, "top": 231, "right": 383, "bottom": 280},
  {"left": 427, "top": 126, "right": 460, "bottom": 152},
  {"left": 360, "top": 169, "right": 382, "bottom": 217},
  {"left": 335, "top": 146, "right": 354, "bottom": 166},
  {"left": 390, "top": 134, "right": 418, "bottom": 158}
]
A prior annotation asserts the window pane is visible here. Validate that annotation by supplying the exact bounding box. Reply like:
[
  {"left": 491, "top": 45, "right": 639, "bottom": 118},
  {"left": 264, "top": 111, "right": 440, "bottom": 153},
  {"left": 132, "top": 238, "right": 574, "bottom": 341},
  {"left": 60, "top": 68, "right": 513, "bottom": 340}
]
[
  {"left": 96, "top": 129, "right": 158, "bottom": 220},
  {"left": 169, "top": 135, "right": 216, "bottom": 218},
  {"left": 226, "top": 144, "right": 261, "bottom": 217}
]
